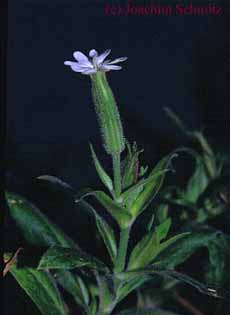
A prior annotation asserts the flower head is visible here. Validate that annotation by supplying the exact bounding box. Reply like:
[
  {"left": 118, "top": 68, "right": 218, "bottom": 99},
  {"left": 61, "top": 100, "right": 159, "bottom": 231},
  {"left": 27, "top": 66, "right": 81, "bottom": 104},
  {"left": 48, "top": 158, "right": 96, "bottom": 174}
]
[{"left": 64, "top": 49, "right": 127, "bottom": 75}]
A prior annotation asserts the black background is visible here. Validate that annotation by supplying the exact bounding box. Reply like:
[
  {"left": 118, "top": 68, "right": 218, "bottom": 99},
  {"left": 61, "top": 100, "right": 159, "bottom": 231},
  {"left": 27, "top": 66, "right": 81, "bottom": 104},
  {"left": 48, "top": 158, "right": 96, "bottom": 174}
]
[{"left": 4, "top": 1, "right": 230, "bottom": 314}]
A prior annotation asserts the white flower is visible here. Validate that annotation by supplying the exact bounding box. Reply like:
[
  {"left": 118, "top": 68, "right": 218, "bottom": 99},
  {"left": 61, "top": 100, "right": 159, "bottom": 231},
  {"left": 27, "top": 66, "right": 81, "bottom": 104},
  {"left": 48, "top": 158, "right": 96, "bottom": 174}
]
[{"left": 64, "top": 49, "right": 127, "bottom": 75}]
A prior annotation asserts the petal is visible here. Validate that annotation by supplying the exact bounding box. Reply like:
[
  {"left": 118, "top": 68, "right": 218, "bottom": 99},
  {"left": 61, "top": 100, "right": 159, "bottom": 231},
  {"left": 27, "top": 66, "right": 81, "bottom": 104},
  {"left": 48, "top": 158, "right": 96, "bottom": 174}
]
[
  {"left": 64, "top": 61, "right": 91, "bottom": 73},
  {"left": 108, "top": 57, "right": 128, "bottom": 64},
  {"left": 100, "top": 64, "right": 122, "bottom": 71},
  {"left": 73, "top": 51, "right": 90, "bottom": 63},
  {"left": 82, "top": 68, "right": 97, "bottom": 75},
  {"left": 89, "top": 49, "right": 98, "bottom": 58},
  {"left": 96, "top": 49, "right": 111, "bottom": 64}
]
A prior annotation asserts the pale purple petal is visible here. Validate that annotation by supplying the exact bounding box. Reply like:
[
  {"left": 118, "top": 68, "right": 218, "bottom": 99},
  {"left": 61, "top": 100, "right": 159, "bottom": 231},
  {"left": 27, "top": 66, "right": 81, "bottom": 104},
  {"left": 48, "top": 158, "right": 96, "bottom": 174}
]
[
  {"left": 101, "top": 64, "right": 122, "bottom": 71},
  {"left": 108, "top": 57, "right": 128, "bottom": 64},
  {"left": 64, "top": 61, "right": 92, "bottom": 73},
  {"left": 96, "top": 49, "right": 111, "bottom": 64},
  {"left": 82, "top": 68, "right": 97, "bottom": 75},
  {"left": 73, "top": 51, "right": 90, "bottom": 63},
  {"left": 89, "top": 49, "right": 98, "bottom": 58}
]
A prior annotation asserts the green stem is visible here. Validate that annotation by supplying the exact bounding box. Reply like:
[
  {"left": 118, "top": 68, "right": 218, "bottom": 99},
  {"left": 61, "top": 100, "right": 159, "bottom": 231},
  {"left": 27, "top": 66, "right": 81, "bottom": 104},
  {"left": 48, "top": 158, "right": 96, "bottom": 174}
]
[
  {"left": 112, "top": 153, "right": 122, "bottom": 199},
  {"left": 114, "top": 227, "right": 130, "bottom": 273}
]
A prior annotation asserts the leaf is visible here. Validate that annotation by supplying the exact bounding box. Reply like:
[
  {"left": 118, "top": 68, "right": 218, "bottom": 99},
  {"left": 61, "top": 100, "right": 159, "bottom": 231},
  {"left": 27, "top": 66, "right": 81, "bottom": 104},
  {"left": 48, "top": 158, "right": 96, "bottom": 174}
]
[
  {"left": 185, "top": 154, "right": 209, "bottom": 203},
  {"left": 9, "top": 263, "right": 67, "bottom": 315},
  {"left": 128, "top": 229, "right": 188, "bottom": 270},
  {"left": 96, "top": 216, "right": 117, "bottom": 262},
  {"left": 6, "top": 191, "right": 78, "bottom": 248},
  {"left": 153, "top": 230, "right": 218, "bottom": 269},
  {"left": 54, "top": 270, "right": 87, "bottom": 306},
  {"left": 38, "top": 246, "right": 107, "bottom": 272},
  {"left": 116, "top": 275, "right": 150, "bottom": 303},
  {"left": 122, "top": 142, "right": 142, "bottom": 189},
  {"left": 77, "top": 190, "right": 132, "bottom": 228},
  {"left": 79, "top": 200, "right": 117, "bottom": 263},
  {"left": 130, "top": 153, "right": 177, "bottom": 217},
  {"left": 206, "top": 234, "right": 230, "bottom": 288},
  {"left": 192, "top": 131, "right": 216, "bottom": 178},
  {"left": 128, "top": 231, "right": 158, "bottom": 270},
  {"left": 90, "top": 143, "right": 114, "bottom": 192},
  {"left": 37, "top": 175, "right": 75, "bottom": 193},
  {"left": 155, "top": 218, "right": 171, "bottom": 243},
  {"left": 96, "top": 274, "right": 116, "bottom": 314},
  {"left": 5, "top": 192, "right": 94, "bottom": 311},
  {"left": 117, "top": 267, "right": 224, "bottom": 299},
  {"left": 164, "top": 107, "right": 191, "bottom": 136},
  {"left": 155, "top": 203, "right": 169, "bottom": 225}
]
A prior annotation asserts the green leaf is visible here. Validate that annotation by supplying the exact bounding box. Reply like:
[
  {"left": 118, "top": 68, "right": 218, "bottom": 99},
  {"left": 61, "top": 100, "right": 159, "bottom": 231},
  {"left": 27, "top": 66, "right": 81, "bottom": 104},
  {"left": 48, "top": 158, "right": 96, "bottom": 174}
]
[
  {"left": 128, "top": 231, "right": 189, "bottom": 270},
  {"left": 77, "top": 190, "right": 132, "bottom": 228},
  {"left": 37, "top": 175, "right": 75, "bottom": 193},
  {"left": 155, "top": 203, "right": 169, "bottom": 225},
  {"left": 185, "top": 154, "right": 209, "bottom": 203},
  {"left": 116, "top": 275, "right": 150, "bottom": 303},
  {"left": 206, "top": 234, "right": 230, "bottom": 288},
  {"left": 122, "top": 142, "right": 143, "bottom": 189},
  {"left": 9, "top": 264, "right": 66, "bottom": 315},
  {"left": 128, "top": 231, "right": 158, "bottom": 270},
  {"left": 154, "top": 230, "right": 218, "bottom": 269},
  {"left": 96, "top": 274, "right": 116, "bottom": 314},
  {"left": 155, "top": 218, "right": 171, "bottom": 243},
  {"left": 192, "top": 131, "right": 216, "bottom": 178},
  {"left": 90, "top": 143, "right": 114, "bottom": 192},
  {"left": 96, "top": 216, "right": 117, "bottom": 262},
  {"left": 130, "top": 153, "right": 177, "bottom": 217},
  {"left": 38, "top": 246, "right": 107, "bottom": 271},
  {"left": 6, "top": 191, "right": 78, "bottom": 248},
  {"left": 54, "top": 270, "right": 87, "bottom": 307},
  {"left": 164, "top": 107, "right": 191, "bottom": 136},
  {"left": 117, "top": 267, "right": 223, "bottom": 299},
  {"left": 79, "top": 200, "right": 117, "bottom": 263}
]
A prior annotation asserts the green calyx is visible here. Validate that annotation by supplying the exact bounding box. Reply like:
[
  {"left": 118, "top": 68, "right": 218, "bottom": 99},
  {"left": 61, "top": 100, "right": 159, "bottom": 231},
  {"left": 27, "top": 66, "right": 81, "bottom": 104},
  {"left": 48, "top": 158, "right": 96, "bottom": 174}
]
[{"left": 90, "top": 72, "right": 125, "bottom": 155}]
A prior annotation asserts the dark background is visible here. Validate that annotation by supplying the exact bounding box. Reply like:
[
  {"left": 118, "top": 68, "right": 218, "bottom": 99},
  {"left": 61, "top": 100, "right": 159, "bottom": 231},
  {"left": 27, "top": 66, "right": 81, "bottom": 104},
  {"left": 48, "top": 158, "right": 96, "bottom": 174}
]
[{"left": 4, "top": 0, "right": 230, "bottom": 314}]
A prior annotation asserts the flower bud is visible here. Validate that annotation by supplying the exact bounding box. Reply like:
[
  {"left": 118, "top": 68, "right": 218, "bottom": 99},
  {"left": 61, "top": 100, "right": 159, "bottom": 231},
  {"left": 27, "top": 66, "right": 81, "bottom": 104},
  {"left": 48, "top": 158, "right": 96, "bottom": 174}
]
[{"left": 90, "top": 72, "right": 125, "bottom": 155}]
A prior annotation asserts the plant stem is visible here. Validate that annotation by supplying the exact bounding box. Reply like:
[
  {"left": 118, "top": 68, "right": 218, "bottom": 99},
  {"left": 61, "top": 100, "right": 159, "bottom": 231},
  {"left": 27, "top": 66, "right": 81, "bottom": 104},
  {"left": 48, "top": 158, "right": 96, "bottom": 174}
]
[
  {"left": 112, "top": 153, "right": 122, "bottom": 199},
  {"left": 174, "top": 292, "right": 204, "bottom": 315},
  {"left": 114, "top": 227, "right": 130, "bottom": 273}
]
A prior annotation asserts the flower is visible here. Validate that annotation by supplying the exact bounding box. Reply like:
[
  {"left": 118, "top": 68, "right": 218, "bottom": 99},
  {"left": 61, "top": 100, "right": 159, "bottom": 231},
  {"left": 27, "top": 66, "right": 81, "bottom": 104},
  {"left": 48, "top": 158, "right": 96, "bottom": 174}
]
[{"left": 64, "top": 49, "right": 127, "bottom": 75}]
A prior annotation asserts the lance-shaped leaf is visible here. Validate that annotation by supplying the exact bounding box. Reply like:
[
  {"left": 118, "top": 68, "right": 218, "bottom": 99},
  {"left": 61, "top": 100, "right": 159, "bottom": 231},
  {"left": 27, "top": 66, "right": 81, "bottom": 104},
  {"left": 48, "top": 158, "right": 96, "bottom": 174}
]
[
  {"left": 38, "top": 246, "right": 107, "bottom": 272},
  {"left": 37, "top": 175, "right": 75, "bottom": 194},
  {"left": 155, "top": 218, "right": 171, "bottom": 243},
  {"left": 55, "top": 270, "right": 87, "bottom": 307},
  {"left": 121, "top": 170, "right": 168, "bottom": 211},
  {"left": 77, "top": 190, "right": 132, "bottom": 228},
  {"left": 5, "top": 191, "right": 99, "bottom": 308},
  {"left": 116, "top": 267, "right": 225, "bottom": 299},
  {"left": 116, "top": 274, "right": 150, "bottom": 303},
  {"left": 90, "top": 143, "right": 114, "bottom": 192},
  {"left": 6, "top": 191, "right": 78, "bottom": 248},
  {"left": 193, "top": 131, "right": 216, "bottom": 178},
  {"left": 78, "top": 200, "right": 117, "bottom": 263},
  {"left": 154, "top": 230, "right": 219, "bottom": 269},
  {"left": 128, "top": 228, "right": 188, "bottom": 270},
  {"left": 122, "top": 142, "right": 143, "bottom": 189},
  {"left": 9, "top": 262, "right": 67, "bottom": 315},
  {"left": 130, "top": 153, "right": 177, "bottom": 217},
  {"left": 206, "top": 234, "right": 230, "bottom": 289},
  {"left": 184, "top": 153, "right": 209, "bottom": 203},
  {"left": 96, "top": 274, "right": 116, "bottom": 314}
]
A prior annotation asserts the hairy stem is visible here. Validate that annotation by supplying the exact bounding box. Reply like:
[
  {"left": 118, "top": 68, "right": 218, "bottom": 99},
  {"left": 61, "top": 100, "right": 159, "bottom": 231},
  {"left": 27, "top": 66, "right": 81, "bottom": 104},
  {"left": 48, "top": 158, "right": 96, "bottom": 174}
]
[
  {"left": 112, "top": 153, "right": 122, "bottom": 199},
  {"left": 114, "top": 227, "right": 130, "bottom": 273}
]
